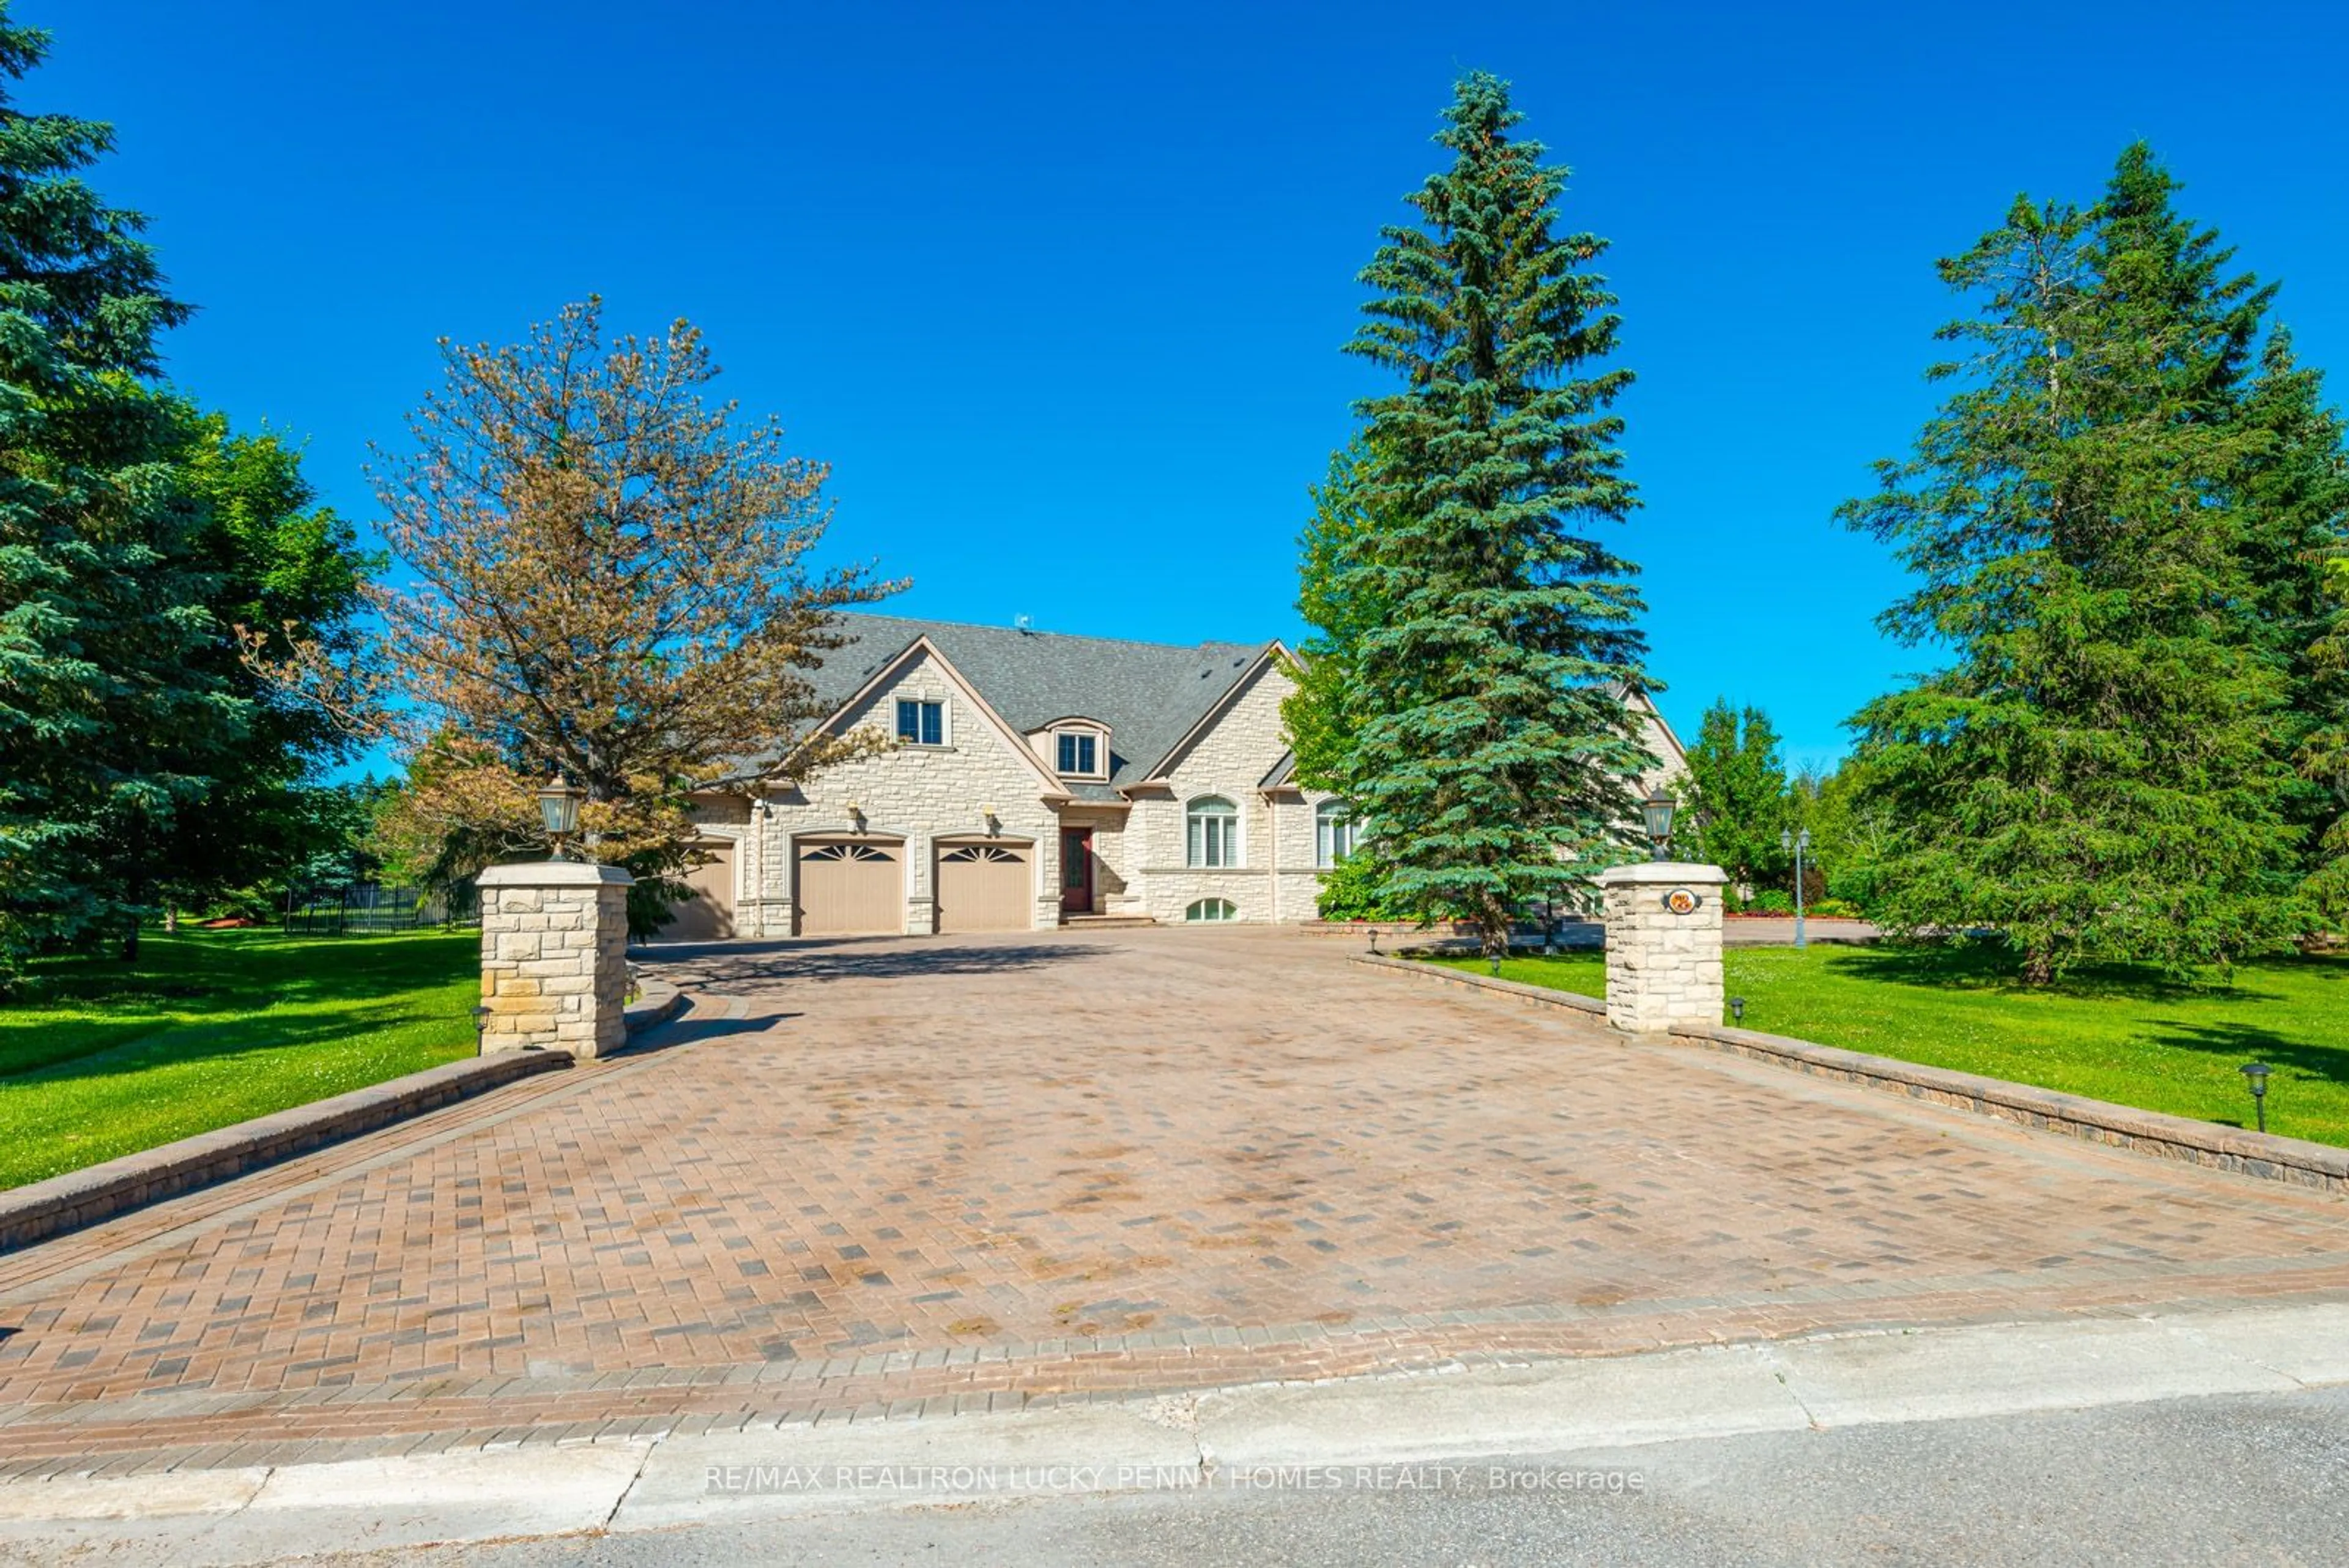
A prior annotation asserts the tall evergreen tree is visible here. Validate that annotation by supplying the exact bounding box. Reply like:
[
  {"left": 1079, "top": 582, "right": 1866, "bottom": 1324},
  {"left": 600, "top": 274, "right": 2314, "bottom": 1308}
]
[
  {"left": 1842, "top": 175, "right": 2298, "bottom": 982},
  {"left": 2304, "top": 546, "right": 2349, "bottom": 919},
  {"left": 2238, "top": 333, "right": 2349, "bottom": 896},
  {"left": 2094, "top": 146, "right": 2349, "bottom": 882},
  {"left": 0, "top": 6, "right": 242, "bottom": 975},
  {"left": 1328, "top": 71, "right": 1650, "bottom": 958}
]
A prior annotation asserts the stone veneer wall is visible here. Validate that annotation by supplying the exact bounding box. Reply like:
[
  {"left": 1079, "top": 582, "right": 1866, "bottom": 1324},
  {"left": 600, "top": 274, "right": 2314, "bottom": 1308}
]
[
  {"left": 1129, "top": 659, "right": 1338, "bottom": 925},
  {"left": 747, "top": 646, "right": 1065, "bottom": 935},
  {"left": 1597, "top": 861, "right": 1729, "bottom": 1034},
  {"left": 700, "top": 647, "right": 1345, "bottom": 934},
  {"left": 477, "top": 861, "right": 634, "bottom": 1058}
]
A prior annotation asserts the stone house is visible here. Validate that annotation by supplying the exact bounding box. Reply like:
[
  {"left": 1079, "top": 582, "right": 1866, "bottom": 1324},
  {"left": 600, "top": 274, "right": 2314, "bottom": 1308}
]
[{"left": 665, "top": 614, "right": 1687, "bottom": 940}]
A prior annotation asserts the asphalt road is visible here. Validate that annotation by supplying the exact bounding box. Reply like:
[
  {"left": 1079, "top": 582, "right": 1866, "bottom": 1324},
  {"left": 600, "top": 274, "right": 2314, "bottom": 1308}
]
[{"left": 324, "top": 1385, "right": 2349, "bottom": 1568}]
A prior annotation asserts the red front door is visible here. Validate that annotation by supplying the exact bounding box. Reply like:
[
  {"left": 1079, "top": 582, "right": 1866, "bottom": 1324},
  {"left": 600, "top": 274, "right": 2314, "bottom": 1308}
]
[{"left": 1061, "top": 828, "right": 1094, "bottom": 914}]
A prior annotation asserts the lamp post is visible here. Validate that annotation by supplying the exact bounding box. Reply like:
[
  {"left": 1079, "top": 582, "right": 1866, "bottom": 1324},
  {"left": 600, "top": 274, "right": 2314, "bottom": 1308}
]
[
  {"left": 536, "top": 771, "right": 585, "bottom": 861},
  {"left": 1779, "top": 825, "right": 1812, "bottom": 949},
  {"left": 1640, "top": 789, "right": 1678, "bottom": 863},
  {"left": 2240, "top": 1061, "right": 2273, "bottom": 1134}
]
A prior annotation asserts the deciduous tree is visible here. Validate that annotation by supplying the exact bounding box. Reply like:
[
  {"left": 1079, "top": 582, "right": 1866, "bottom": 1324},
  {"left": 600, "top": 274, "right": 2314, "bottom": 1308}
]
[
  {"left": 1682, "top": 701, "right": 1789, "bottom": 899},
  {"left": 1282, "top": 436, "right": 1391, "bottom": 798},
  {"left": 261, "top": 299, "right": 895, "bottom": 932}
]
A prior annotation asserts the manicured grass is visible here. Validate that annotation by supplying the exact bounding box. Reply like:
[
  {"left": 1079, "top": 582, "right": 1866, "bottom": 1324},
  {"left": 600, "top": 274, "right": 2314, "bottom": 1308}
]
[
  {"left": 1432, "top": 945, "right": 2349, "bottom": 1149},
  {"left": 0, "top": 927, "right": 478, "bottom": 1190}
]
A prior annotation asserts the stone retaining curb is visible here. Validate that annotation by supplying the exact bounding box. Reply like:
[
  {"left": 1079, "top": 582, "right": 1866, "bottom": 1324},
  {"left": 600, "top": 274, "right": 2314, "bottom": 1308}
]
[
  {"left": 625, "top": 973, "right": 685, "bottom": 1035},
  {"left": 1354, "top": 952, "right": 1609, "bottom": 1014},
  {"left": 1356, "top": 954, "right": 2348, "bottom": 1196},
  {"left": 0, "top": 966, "right": 696, "bottom": 1255},
  {"left": 1676, "top": 1022, "right": 2348, "bottom": 1195},
  {"left": 0, "top": 1051, "right": 574, "bottom": 1254}
]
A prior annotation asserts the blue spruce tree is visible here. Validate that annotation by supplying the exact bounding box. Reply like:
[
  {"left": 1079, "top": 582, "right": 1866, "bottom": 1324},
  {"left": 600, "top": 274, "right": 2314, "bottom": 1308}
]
[{"left": 1334, "top": 71, "right": 1652, "bottom": 959}]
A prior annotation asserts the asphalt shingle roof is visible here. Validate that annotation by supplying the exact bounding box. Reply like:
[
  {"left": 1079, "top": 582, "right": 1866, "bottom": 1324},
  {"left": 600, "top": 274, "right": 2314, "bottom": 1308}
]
[{"left": 803, "top": 614, "right": 1271, "bottom": 798}]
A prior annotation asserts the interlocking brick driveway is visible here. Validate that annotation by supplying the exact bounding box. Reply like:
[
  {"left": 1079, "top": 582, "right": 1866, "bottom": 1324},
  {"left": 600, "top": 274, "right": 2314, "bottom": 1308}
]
[{"left": 1, "top": 927, "right": 2344, "bottom": 1471}]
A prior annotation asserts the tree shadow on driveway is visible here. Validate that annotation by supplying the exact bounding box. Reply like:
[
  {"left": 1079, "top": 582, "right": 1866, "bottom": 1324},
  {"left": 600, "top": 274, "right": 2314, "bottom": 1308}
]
[
  {"left": 635, "top": 938, "right": 1111, "bottom": 989},
  {"left": 610, "top": 1007, "right": 801, "bottom": 1056}
]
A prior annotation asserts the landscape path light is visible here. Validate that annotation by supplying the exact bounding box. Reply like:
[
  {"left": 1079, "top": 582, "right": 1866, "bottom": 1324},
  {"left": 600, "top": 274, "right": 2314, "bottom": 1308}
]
[{"left": 2240, "top": 1061, "right": 2273, "bottom": 1134}]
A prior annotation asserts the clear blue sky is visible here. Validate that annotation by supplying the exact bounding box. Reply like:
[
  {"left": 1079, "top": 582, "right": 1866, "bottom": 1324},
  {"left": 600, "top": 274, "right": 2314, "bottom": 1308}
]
[{"left": 34, "top": 0, "right": 2349, "bottom": 770}]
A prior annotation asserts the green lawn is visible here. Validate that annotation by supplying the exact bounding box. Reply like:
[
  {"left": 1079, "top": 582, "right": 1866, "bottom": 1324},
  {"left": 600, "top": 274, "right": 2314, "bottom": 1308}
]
[
  {"left": 0, "top": 927, "right": 478, "bottom": 1190},
  {"left": 1433, "top": 944, "right": 2349, "bottom": 1149}
]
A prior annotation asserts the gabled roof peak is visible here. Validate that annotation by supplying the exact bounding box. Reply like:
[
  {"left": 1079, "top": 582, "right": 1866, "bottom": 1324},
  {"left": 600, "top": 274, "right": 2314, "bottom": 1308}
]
[{"left": 798, "top": 613, "right": 1276, "bottom": 799}]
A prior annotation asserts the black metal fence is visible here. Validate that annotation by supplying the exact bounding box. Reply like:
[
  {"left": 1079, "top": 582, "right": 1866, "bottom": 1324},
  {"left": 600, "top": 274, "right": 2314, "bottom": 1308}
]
[{"left": 282, "top": 882, "right": 478, "bottom": 936}]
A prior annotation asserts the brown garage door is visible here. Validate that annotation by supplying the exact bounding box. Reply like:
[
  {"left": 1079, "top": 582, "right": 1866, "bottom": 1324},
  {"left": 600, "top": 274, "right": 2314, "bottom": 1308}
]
[
  {"left": 665, "top": 840, "right": 737, "bottom": 941},
  {"left": 796, "top": 838, "right": 903, "bottom": 935},
  {"left": 936, "top": 842, "right": 1032, "bottom": 933}
]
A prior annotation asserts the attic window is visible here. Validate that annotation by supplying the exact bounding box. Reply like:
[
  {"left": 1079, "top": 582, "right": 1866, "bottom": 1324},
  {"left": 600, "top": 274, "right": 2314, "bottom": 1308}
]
[
  {"left": 1056, "top": 732, "right": 1098, "bottom": 776},
  {"left": 896, "top": 699, "right": 944, "bottom": 747}
]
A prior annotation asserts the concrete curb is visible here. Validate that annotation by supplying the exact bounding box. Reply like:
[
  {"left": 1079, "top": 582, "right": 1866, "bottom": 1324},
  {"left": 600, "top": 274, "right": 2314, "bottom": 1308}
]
[
  {"left": 0, "top": 1302, "right": 2342, "bottom": 1562},
  {"left": 0, "top": 1049, "right": 574, "bottom": 1254},
  {"left": 1357, "top": 954, "right": 2348, "bottom": 1196}
]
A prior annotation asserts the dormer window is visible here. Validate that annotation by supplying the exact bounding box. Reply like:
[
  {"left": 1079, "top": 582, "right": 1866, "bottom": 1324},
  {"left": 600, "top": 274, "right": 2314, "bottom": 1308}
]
[{"left": 1042, "top": 719, "right": 1109, "bottom": 779}]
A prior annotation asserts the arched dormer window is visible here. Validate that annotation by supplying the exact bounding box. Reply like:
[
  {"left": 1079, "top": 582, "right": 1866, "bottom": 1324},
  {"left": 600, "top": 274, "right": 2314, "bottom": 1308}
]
[
  {"left": 1186, "top": 795, "right": 1239, "bottom": 868},
  {"left": 1041, "top": 718, "right": 1110, "bottom": 779},
  {"left": 1315, "top": 801, "right": 1356, "bottom": 868}
]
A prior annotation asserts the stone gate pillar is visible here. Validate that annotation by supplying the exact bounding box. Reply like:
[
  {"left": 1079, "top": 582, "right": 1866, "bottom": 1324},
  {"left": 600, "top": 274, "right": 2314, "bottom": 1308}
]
[
  {"left": 1597, "top": 861, "right": 1729, "bottom": 1035},
  {"left": 477, "top": 861, "right": 635, "bottom": 1060}
]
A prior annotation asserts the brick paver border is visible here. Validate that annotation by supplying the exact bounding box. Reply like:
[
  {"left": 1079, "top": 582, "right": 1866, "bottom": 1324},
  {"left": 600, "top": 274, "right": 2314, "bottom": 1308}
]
[{"left": 2, "top": 1257, "right": 2345, "bottom": 1480}]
